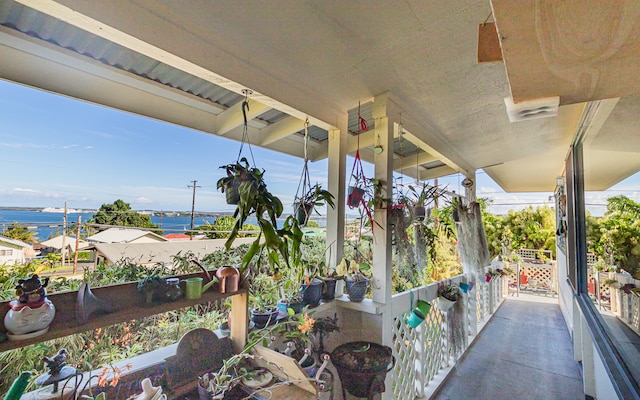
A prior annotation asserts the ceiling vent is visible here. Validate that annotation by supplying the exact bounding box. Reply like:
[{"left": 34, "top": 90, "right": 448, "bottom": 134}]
[{"left": 504, "top": 96, "right": 559, "bottom": 123}]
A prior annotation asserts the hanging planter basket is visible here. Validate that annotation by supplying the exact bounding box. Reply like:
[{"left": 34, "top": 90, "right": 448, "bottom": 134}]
[
  {"left": 293, "top": 201, "right": 314, "bottom": 226},
  {"left": 347, "top": 186, "right": 365, "bottom": 208},
  {"left": 437, "top": 296, "right": 457, "bottom": 312},
  {"left": 224, "top": 180, "right": 240, "bottom": 205},
  {"left": 413, "top": 206, "right": 426, "bottom": 221}
]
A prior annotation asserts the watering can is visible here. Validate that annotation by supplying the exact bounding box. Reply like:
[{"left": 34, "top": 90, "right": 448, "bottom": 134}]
[{"left": 184, "top": 277, "right": 218, "bottom": 300}]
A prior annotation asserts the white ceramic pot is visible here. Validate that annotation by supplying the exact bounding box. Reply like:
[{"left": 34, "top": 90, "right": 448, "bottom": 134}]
[
  {"left": 437, "top": 297, "right": 456, "bottom": 312},
  {"left": 4, "top": 299, "right": 55, "bottom": 338}
]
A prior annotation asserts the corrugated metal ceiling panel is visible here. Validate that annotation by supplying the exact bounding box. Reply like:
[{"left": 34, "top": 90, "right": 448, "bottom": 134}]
[{"left": 0, "top": 2, "right": 282, "bottom": 116}]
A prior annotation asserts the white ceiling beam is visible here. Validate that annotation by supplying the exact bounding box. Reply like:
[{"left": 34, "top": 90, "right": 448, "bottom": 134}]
[
  {"left": 20, "top": 0, "right": 339, "bottom": 131},
  {"left": 215, "top": 99, "right": 271, "bottom": 136},
  {"left": 419, "top": 165, "right": 456, "bottom": 181},
  {"left": 401, "top": 130, "right": 471, "bottom": 178},
  {"left": 259, "top": 116, "right": 306, "bottom": 146},
  {"left": 394, "top": 152, "right": 437, "bottom": 173}
]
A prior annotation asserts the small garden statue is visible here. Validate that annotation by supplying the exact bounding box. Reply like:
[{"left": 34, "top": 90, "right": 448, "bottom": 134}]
[
  {"left": 35, "top": 348, "right": 77, "bottom": 393},
  {"left": 4, "top": 274, "right": 56, "bottom": 339}
]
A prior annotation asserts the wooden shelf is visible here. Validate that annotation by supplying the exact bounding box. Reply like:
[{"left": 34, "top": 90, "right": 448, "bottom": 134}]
[{"left": 0, "top": 272, "right": 247, "bottom": 352}]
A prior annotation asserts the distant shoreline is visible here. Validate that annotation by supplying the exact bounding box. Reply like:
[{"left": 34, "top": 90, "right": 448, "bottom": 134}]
[{"left": 0, "top": 206, "right": 232, "bottom": 218}]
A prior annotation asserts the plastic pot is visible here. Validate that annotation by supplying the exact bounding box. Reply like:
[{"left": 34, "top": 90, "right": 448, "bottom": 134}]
[
  {"left": 347, "top": 186, "right": 365, "bottom": 208},
  {"left": 300, "top": 278, "right": 323, "bottom": 308}
]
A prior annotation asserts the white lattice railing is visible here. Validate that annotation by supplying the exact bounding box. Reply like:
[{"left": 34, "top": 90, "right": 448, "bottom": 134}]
[
  {"left": 389, "top": 271, "right": 505, "bottom": 399},
  {"left": 608, "top": 272, "right": 640, "bottom": 333}
]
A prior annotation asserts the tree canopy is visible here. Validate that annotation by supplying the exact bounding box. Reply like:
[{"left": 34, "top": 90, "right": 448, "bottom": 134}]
[
  {"left": 587, "top": 195, "right": 640, "bottom": 277},
  {"left": 2, "top": 222, "right": 37, "bottom": 244},
  {"left": 90, "top": 199, "right": 158, "bottom": 231}
]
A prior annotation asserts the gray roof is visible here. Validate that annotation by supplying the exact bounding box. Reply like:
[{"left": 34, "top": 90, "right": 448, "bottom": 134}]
[
  {"left": 41, "top": 235, "right": 90, "bottom": 250},
  {"left": 0, "top": 235, "right": 31, "bottom": 248},
  {"left": 89, "top": 237, "right": 256, "bottom": 265},
  {"left": 86, "top": 228, "right": 167, "bottom": 244}
]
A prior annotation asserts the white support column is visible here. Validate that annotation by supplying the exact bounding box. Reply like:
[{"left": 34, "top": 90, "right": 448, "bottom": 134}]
[
  {"left": 372, "top": 94, "right": 395, "bottom": 306},
  {"left": 326, "top": 116, "right": 347, "bottom": 281},
  {"left": 372, "top": 93, "right": 396, "bottom": 400},
  {"left": 463, "top": 173, "right": 476, "bottom": 203}
]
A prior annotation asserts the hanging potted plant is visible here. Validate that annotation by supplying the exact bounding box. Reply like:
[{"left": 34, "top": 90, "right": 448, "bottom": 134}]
[
  {"left": 408, "top": 181, "right": 442, "bottom": 221},
  {"left": 216, "top": 158, "right": 262, "bottom": 205},
  {"left": 293, "top": 183, "right": 335, "bottom": 226},
  {"left": 293, "top": 119, "right": 335, "bottom": 226},
  {"left": 437, "top": 281, "right": 460, "bottom": 312}
]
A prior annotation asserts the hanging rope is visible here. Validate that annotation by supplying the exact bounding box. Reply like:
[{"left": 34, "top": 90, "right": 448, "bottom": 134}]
[
  {"left": 348, "top": 102, "right": 368, "bottom": 191},
  {"left": 237, "top": 89, "right": 256, "bottom": 166},
  {"left": 294, "top": 118, "right": 312, "bottom": 203}
]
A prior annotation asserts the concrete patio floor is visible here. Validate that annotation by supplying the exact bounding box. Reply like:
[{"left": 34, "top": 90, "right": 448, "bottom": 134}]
[{"left": 432, "top": 293, "right": 584, "bottom": 400}]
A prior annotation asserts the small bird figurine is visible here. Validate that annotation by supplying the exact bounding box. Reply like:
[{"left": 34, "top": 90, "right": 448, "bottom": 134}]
[{"left": 42, "top": 348, "right": 68, "bottom": 376}]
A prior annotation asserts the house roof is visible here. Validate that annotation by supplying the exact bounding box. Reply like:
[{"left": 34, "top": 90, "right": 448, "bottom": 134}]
[
  {"left": 89, "top": 237, "right": 256, "bottom": 265},
  {"left": 40, "top": 235, "right": 90, "bottom": 250},
  {"left": 0, "top": 235, "right": 31, "bottom": 248},
  {"left": 1, "top": 1, "right": 639, "bottom": 191},
  {"left": 86, "top": 228, "right": 167, "bottom": 244}
]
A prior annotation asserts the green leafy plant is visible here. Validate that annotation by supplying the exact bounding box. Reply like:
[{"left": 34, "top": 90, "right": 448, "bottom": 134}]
[
  {"left": 217, "top": 157, "right": 304, "bottom": 278},
  {"left": 437, "top": 281, "right": 460, "bottom": 302},
  {"left": 293, "top": 183, "right": 335, "bottom": 226}
]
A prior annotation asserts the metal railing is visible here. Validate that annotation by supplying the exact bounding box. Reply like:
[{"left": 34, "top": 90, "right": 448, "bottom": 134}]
[{"left": 388, "top": 270, "right": 505, "bottom": 399}]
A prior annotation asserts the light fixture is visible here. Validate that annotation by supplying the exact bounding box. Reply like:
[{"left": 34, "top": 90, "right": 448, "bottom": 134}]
[{"left": 504, "top": 96, "right": 560, "bottom": 123}]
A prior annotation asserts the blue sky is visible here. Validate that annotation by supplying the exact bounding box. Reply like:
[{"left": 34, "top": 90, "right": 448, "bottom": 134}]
[{"left": 3, "top": 78, "right": 633, "bottom": 216}]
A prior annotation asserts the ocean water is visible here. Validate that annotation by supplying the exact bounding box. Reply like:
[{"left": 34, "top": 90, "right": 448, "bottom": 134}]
[{"left": 0, "top": 210, "right": 236, "bottom": 241}]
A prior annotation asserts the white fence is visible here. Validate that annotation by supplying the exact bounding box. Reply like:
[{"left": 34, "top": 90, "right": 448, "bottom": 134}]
[
  {"left": 607, "top": 273, "right": 640, "bottom": 333},
  {"left": 388, "top": 271, "right": 505, "bottom": 399}
]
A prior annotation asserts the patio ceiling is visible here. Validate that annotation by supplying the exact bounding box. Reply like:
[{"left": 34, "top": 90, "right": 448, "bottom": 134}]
[{"left": 1, "top": 0, "right": 639, "bottom": 192}]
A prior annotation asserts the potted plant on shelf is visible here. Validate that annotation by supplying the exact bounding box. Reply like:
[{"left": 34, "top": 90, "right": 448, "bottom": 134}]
[
  {"left": 330, "top": 341, "right": 394, "bottom": 399},
  {"left": 341, "top": 258, "right": 372, "bottom": 302},
  {"left": 437, "top": 281, "right": 460, "bottom": 312},
  {"left": 293, "top": 183, "right": 335, "bottom": 226},
  {"left": 249, "top": 275, "right": 282, "bottom": 328},
  {"left": 136, "top": 275, "right": 165, "bottom": 306},
  {"left": 317, "top": 260, "right": 343, "bottom": 301}
]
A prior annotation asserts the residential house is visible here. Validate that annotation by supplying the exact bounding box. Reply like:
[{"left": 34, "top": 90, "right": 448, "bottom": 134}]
[
  {"left": 86, "top": 228, "right": 167, "bottom": 244},
  {"left": 0, "top": 235, "right": 34, "bottom": 265}
]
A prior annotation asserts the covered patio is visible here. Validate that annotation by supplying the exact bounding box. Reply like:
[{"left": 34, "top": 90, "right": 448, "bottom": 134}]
[{"left": 2, "top": 1, "right": 640, "bottom": 399}]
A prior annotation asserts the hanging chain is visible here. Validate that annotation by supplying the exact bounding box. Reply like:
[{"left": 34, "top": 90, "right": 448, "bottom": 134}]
[{"left": 237, "top": 89, "right": 256, "bottom": 166}]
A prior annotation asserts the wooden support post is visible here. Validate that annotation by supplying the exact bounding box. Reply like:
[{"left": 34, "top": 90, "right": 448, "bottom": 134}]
[{"left": 230, "top": 291, "right": 248, "bottom": 352}]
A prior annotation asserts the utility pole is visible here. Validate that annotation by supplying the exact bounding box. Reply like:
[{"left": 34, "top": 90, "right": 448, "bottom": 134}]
[
  {"left": 61, "top": 202, "right": 67, "bottom": 266},
  {"left": 73, "top": 216, "right": 81, "bottom": 274},
  {"left": 188, "top": 180, "right": 201, "bottom": 240}
]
